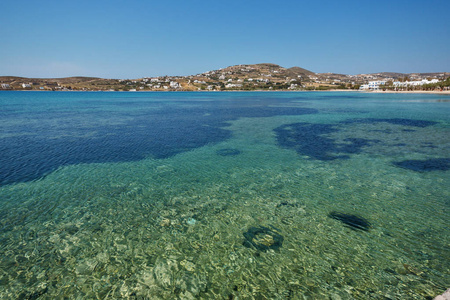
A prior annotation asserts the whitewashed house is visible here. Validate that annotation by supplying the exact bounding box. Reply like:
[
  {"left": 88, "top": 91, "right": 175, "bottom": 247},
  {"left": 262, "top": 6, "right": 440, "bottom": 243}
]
[
  {"left": 169, "top": 81, "right": 180, "bottom": 89},
  {"left": 359, "top": 80, "right": 386, "bottom": 90},
  {"left": 225, "top": 83, "right": 243, "bottom": 88}
]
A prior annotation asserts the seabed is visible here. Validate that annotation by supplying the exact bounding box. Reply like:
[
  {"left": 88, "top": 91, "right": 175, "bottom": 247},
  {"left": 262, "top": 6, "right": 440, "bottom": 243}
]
[{"left": 0, "top": 91, "right": 448, "bottom": 299}]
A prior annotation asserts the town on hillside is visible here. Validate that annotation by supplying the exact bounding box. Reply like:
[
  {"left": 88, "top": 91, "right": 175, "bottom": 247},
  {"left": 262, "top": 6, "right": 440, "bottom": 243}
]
[{"left": 1, "top": 63, "right": 449, "bottom": 92}]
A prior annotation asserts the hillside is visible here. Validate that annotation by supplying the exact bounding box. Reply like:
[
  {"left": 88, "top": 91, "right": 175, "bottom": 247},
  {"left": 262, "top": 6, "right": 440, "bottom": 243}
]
[{"left": 1, "top": 64, "right": 448, "bottom": 91}]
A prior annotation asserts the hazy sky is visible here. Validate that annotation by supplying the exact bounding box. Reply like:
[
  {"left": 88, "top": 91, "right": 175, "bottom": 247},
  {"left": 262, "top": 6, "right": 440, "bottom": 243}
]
[{"left": 1, "top": 0, "right": 449, "bottom": 78}]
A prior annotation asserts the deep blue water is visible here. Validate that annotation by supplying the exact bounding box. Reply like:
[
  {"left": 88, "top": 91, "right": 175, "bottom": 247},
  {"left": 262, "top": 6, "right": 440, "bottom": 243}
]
[
  {"left": 0, "top": 92, "right": 317, "bottom": 185},
  {"left": 2, "top": 91, "right": 448, "bottom": 185}
]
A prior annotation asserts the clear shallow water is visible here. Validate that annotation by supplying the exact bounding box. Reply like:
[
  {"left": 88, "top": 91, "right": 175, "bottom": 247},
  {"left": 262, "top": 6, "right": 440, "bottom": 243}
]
[{"left": 0, "top": 91, "right": 449, "bottom": 299}]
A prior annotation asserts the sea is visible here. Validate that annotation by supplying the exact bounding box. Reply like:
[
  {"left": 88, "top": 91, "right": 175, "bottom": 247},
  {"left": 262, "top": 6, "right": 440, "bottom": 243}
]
[{"left": 0, "top": 91, "right": 449, "bottom": 299}]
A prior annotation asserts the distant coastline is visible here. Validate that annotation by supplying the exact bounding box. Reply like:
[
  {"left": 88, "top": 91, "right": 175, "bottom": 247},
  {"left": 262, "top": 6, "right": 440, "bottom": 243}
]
[
  {"left": 0, "top": 89, "right": 450, "bottom": 95},
  {"left": 1, "top": 63, "right": 449, "bottom": 92}
]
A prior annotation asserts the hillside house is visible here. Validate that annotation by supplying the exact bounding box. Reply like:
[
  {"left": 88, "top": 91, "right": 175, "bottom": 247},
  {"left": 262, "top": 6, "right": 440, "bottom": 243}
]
[
  {"left": 225, "top": 83, "right": 243, "bottom": 88},
  {"left": 169, "top": 81, "right": 180, "bottom": 89}
]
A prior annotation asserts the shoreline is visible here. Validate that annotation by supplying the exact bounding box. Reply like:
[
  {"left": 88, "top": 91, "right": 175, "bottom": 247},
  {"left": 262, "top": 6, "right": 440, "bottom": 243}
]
[
  {"left": 361, "top": 90, "right": 450, "bottom": 95},
  {"left": 2, "top": 89, "right": 450, "bottom": 95}
]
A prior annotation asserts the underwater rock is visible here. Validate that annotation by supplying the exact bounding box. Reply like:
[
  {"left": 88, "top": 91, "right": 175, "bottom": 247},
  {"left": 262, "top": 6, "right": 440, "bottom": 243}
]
[
  {"left": 19, "top": 286, "right": 48, "bottom": 300},
  {"left": 243, "top": 226, "right": 284, "bottom": 251},
  {"left": 160, "top": 219, "right": 171, "bottom": 227},
  {"left": 434, "top": 288, "right": 450, "bottom": 300},
  {"left": 187, "top": 218, "right": 197, "bottom": 225},
  {"left": 180, "top": 260, "right": 195, "bottom": 272},
  {"left": 153, "top": 258, "right": 178, "bottom": 289},
  {"left": 216, "top": 148, "right": 241, "bottom": 156},
  {"left": 328, "top": 211, "right": 371, "bottom": 231},
  {"left": 75, "top": 258, "right": 98, "bottom": 275}
]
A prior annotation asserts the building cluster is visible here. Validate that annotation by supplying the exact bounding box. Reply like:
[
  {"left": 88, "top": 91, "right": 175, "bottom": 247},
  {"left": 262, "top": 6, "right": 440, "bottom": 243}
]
[
  {"left": 1, "top": 65, "right": 448, "bottom": 91},
  {"left": 393, "top": 79, "right": 439, "bottom": 88},
  {"left": 359, "top": 78, "right": 440, "bottom": 90}
]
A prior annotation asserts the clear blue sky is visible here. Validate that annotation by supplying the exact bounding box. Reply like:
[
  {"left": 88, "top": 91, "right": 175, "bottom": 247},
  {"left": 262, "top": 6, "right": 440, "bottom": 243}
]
[{"left": 1, "top": 0, "right": 449, "bottom": 78}]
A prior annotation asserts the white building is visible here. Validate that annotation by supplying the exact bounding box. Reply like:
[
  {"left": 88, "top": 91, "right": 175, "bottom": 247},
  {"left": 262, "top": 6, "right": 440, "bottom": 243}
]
[
  {"left": 169, "top": 81, "right": 180, "bottom": 89},
  {"left": 393, "top": 79, "right": 439, "bottom": 88},
  {"left": 359, "top": 80, "right": 386, "bottom": 90},
  {"left": 225, "top": 83, "right": 243, "bottom": 88},
  {"left": 194, "top": 80, "right": 206, "bottom": 84}
]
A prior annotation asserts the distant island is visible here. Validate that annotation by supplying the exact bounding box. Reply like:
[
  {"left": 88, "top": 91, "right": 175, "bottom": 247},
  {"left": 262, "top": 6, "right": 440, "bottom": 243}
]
[{"left": 1, "top": 63, "right": 449, "bottom": 92}]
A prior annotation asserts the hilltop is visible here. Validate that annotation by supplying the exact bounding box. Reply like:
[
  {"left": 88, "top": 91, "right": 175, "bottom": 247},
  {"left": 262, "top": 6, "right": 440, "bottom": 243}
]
[{"left": 1, "top": 63, "right": 448, "bottom": 91}]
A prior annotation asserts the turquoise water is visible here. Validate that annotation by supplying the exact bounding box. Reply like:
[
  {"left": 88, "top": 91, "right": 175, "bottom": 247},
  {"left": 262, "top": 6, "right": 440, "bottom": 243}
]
[{"left": 0, "top": 91, "right": 449, "bottom": 299}]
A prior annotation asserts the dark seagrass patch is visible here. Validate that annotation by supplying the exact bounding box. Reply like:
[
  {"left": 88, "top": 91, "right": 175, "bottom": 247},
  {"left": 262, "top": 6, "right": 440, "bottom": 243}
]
[
  {"left": 216, "top": 148, "right": 241, "bottom": 156},
  {"left": 328, "top": 211, "right": 371, "bottom": 231},
  {"left": 393, "top": 158, "right": 450, "bottom": 172}
]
